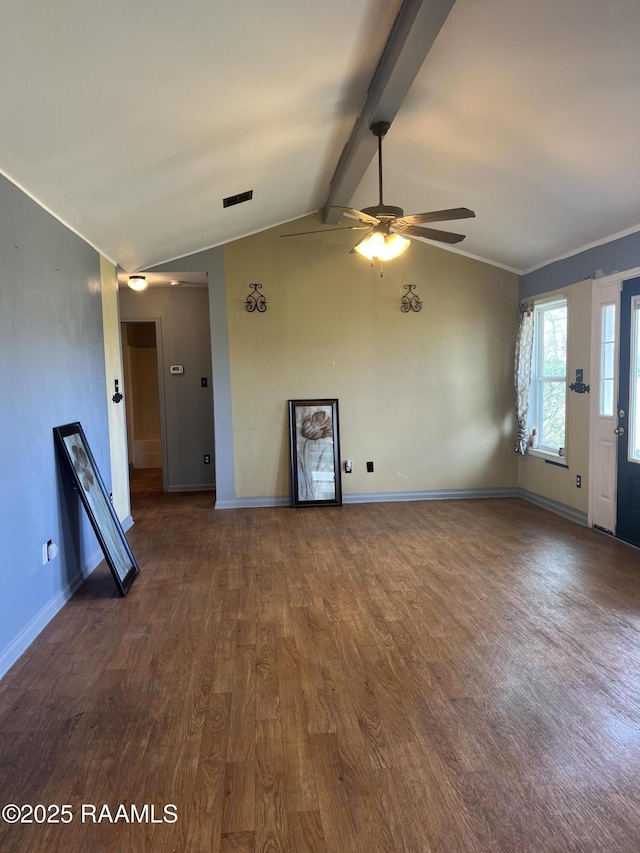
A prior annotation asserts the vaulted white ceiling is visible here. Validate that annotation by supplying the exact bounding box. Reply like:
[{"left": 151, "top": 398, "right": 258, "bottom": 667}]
[{"left": 2, "top": 0, "right": 639, "bottom": 275}]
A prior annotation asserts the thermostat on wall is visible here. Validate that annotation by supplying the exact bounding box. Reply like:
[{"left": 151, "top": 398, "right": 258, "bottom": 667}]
[{"left": 169, "top": 364, "right": 184, "bottom": 375}]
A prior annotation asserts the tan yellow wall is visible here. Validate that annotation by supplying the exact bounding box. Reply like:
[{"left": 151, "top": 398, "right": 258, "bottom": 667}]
[
  {"left": 518, "top": 279, "right": 592, "bottom": 512},
  {"left": 224, "top": 214, "right": 519, "bottom": 499}
]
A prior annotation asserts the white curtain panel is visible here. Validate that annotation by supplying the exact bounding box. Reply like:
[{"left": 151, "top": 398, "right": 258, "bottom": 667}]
[{"left": 514, "top": 303, "right": 534, "bottom": 454}]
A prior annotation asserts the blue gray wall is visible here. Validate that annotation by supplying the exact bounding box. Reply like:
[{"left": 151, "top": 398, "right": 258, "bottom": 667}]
[
  {"left": 520, "top": 231, "right": 640, "bottom": 298},
  {"left": 148, "top": 248, "right": 236, "bottom": 505},
  {"left": 0, "top": 175, "right": 111, "bottom": 677}
]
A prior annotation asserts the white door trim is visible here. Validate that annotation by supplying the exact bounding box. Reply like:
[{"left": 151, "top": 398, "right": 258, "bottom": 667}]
[{"left": 588, "top": 278, "right": 621, "bottom": 530}]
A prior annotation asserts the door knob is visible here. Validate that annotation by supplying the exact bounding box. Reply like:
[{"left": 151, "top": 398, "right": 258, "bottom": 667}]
[{"left": 615, "top": 427, "right": 625, "bottom": 435}]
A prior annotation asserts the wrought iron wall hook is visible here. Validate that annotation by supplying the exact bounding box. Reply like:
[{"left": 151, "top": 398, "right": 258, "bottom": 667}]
[
  {"left": 569, "top": 368, "right": 590, "bottom": 394},
  {"left": 246, "top": 282, "right": 267, "bottom": 313},
  {"left": 400, "top": 284, "right": 422, "bottom": 313}
]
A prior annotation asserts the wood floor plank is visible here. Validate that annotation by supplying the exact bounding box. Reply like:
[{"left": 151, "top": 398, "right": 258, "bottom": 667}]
[
  {"left": 221, "top": 761, "right": 256, "bottom": 835},
  {"left": 287, "top": 809, "right": 327, "bottom": 853},
  {"left": 227, "top": 645, "right": 256, "bottom": 764}
]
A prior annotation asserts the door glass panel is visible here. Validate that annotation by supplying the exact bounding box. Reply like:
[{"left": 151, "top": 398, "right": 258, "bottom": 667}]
[
  {"left": 601, "top": 378, "right": 614, "bottom": 418},
  {"left": 600, "top": 303, "right": 616, "bottom": 417},
  {"left": 630, "top": 298, "right": 640, "bottom": 461}
]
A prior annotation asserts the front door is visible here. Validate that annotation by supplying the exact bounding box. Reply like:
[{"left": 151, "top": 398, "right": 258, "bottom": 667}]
[{"left": 616, "top": 276, "right": 640, "bottom": 547}]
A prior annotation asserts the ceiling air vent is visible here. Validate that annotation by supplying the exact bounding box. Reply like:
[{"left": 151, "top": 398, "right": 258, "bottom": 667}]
[{"left": 223, "top": 189, "right": 253, "bottom": 208}]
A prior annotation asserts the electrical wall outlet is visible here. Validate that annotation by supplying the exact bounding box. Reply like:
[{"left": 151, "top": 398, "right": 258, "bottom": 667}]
[
  {"left": 41, "top": 539, "right": 58, "bottom": 565},
  {"left": 204, "top": 454, "right": 211, "bottom": 464},
  {"left": 576, "top": 475, "right": 582, "bottom": 488}
]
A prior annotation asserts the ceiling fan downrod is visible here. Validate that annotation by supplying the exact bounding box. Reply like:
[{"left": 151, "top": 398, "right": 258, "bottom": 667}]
[{"left": 370, "top": 121, "right": 390, "bottom": 208}]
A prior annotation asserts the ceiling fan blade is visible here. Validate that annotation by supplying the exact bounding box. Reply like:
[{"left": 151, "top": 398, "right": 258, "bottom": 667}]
[
  {"left": 332, "top": 206, "right": 381, "bottom": 225},
  {"left": 397, "top": 207, "right": 476, "bottom": 227},
  {"left": 349, "top": 230, "right": 374, "bottom": 254},
  {"left": 281, "top": 226, "right": 370, "bottom": 237},
  {"left": 395, "top": 224, "right": 466, "bottom": 244}
]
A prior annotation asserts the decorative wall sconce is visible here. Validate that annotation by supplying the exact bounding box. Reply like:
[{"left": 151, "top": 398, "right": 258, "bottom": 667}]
[
  {"left": 400, "top": 284, "right": 422, "bottom": 313},
  {"left": 246, "top": 283, "right": 267, "bottom": 313}
]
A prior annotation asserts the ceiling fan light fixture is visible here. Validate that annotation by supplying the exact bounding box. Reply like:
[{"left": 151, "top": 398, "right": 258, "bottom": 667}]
[
  {"left": 354, "top": 231, "right": 410, "bottom": 262},
  {"left": 128, "top": 275, "right": 147, "bottom": 291}
]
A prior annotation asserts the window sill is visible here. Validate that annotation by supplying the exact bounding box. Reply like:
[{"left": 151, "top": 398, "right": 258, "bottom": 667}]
[{"left": 527, "top": 448, "right": 569, "bottom": 468}]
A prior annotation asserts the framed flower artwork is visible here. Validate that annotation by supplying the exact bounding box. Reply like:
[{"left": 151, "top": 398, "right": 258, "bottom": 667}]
[
  {"left": 288, "top": 399, "right": 342, "bottom": 507},
  {"left": 53, "top": 422, "right": 140, "bottom": 595}
]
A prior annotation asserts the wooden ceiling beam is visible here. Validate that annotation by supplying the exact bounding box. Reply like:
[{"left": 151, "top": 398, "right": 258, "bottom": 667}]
[{"left": 321, "top": 0, "right": 457, "bottom": 224}]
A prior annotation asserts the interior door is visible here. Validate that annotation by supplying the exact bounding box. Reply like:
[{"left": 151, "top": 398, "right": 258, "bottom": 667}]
[{"left": 616, "top": 275, "right": 640, "bottom": 546}]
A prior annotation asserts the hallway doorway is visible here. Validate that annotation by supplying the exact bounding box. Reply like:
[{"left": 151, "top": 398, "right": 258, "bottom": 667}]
[{"left": 121, "top": 321, "right": 165, "bottom": 491}]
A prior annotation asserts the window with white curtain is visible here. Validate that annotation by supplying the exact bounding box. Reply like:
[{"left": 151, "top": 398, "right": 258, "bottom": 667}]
[{"left": 529, "top": 298, "right": 568, "bottom": 455}]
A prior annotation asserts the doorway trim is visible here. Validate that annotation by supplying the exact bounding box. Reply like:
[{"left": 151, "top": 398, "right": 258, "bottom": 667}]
[
  {"left": 121, "top": 317, "right": 169, "bottom": 493},
  {"left": 588, "top": 265, "right": 640, "bottom": 530}
]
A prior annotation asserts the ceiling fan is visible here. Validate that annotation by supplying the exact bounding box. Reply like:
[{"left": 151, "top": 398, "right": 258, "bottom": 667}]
[{"left": 282, "top": 121, "right": 475, "bottom": 264}]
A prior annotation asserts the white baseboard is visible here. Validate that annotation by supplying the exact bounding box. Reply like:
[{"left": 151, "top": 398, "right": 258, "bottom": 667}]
[
  {"left": 216, "top": 487, "right": 519, "bottom": 509},
  {"left": 0, "top": 514, "right": 134, "bottom": 681},
  {"left": 519, "top": 488, "right": 588, "bottom": 526},
  {"left": 0, "top": 545, "right": 103, "bottom": 681},
  {"left": 215, "top": 495, "right": 290, "bottom": 509},
  {"left": 343, "top": 487, "right": 520, "bottom": 504},
  {"left": 167, "top": 484, "right": 216, "bottom": 493},
  {"left": 215, "top": 488, "right": 585, "bottom": 527},
  {"left": 133, "top": 439, "right": 162, "bottom": 469}
]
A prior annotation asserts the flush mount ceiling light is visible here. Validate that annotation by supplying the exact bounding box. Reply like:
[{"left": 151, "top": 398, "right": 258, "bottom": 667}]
[
  {"left": 128, "top": 275, "right": 147, "bottom": 291},
  {"left": 169, "top": 280, "right": 182, "bottom": 287}
]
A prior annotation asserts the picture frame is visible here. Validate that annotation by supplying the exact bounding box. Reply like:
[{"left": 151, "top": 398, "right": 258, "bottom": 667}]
[
  {"left": 54, "top": 422, "right": 139, "bottom": 596},
  {"left": 288, "top": 399, "right": 342, "bottom": 507}
]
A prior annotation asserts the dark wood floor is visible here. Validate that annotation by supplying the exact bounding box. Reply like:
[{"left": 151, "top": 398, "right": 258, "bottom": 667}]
[{"left": 2, "top": 475, "right": 640, "bottom": 851}]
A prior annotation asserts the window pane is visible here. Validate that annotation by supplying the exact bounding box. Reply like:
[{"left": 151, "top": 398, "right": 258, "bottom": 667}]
[
  {"left": 542, "top": 305, "right": 567, "bottom": 377},
  {"left": 600, "top": 343, "right": 616, "bottom": 418},
  {"left": 599, "top": 303, "right": 616, "bottom": 418},
  {"left": 528, "top": 297, "right": 567, "bottom": 456},
  {"left": 602, "top": 303, "right": 615, "bottom": 344},
  {"left": 540, "top": 381, "right": 566, "bottom": 450},
  {"left": 601, "top": 379, "right": 614, "bottom": 418},
  {"left": 601, "top": 341, "right": 615, "bottom": 381}
]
